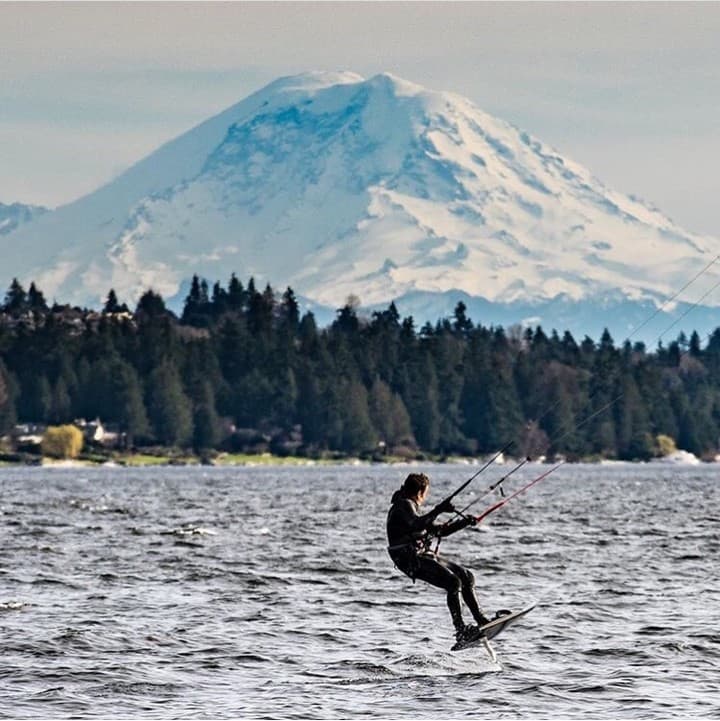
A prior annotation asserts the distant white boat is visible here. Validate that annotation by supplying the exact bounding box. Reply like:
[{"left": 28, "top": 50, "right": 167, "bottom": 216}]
[{"left": 655, "top": 450, "right": 701, "bottom": 465}]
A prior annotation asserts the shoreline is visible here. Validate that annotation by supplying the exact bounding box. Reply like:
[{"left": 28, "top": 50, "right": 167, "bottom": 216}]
[{"left": 0, "top": 449, "right": 714, "bottom": 468}]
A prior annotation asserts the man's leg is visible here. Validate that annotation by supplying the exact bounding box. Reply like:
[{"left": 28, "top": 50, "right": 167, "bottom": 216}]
[
  {"left": 443, "top": 559, "right": 491, "bottom": 626},
  {"left": 413, "top": 554, "right": 468, "bottom": 636}
]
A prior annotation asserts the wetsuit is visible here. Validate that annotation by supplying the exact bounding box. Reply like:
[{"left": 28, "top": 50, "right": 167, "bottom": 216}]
[{"left": 386, "top": 490, "right": 490, "bottom": 633}]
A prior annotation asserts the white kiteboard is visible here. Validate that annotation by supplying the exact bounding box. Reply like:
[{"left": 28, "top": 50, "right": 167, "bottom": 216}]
[{"left": 451, "top": 603, "right": 536, "bottom": 652}]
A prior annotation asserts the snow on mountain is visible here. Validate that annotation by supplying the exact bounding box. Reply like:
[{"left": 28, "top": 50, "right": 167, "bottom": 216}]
[
  {"left": 2, "top": 71, "right": 718, "bottom": 341},
  {"left": 0, "top": 202, "right": 49, "bottom": 236}
]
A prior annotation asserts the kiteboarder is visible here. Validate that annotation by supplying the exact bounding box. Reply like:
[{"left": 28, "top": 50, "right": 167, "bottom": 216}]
[{"left": 386, "top": 472, "right": 496, "bottom": 645}]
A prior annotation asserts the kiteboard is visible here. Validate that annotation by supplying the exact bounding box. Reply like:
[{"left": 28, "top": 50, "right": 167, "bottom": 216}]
[{"left": 451, "top": 603, "right": 536, "bottom": 652}]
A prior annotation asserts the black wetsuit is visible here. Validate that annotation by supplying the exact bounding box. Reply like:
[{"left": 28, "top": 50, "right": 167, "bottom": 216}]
[{"left": 386, "top": 491, "right": 489, "bottom": 633}]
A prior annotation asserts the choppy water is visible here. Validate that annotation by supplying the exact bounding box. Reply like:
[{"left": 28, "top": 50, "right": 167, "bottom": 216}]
[{"left": 1, "top": 462, "right": 719, "bottom": 719}]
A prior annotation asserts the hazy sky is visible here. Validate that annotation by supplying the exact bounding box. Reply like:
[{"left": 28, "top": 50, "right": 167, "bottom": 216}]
[{"left": 2, "top": 1, "right": 719, "bottom": 237}]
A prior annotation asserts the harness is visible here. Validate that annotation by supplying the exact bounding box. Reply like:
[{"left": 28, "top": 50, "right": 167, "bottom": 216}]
[{"left": 387, "top": 533, "right": 436, "bottom": 582}]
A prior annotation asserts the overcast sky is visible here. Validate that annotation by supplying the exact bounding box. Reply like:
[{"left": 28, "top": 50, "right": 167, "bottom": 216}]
[{"left": 2, "top": 1, "right": 719, "bottom": 237}]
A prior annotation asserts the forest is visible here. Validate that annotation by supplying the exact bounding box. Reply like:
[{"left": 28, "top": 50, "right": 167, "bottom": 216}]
[{"left": 1, "top": 274, "right": 720, "bottom": 461}]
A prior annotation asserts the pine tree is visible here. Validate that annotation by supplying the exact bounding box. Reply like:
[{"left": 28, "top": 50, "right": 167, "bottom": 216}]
[
  {"left": 269, "top": 367, "right": 298, "bottom": 426},
  {"left": 615, "top": 374, "right": 653, "bottom": 460},
  {"left": 689, "top": 331, "right": 702, "bottom": 358},
  {"left": 211, "top": 281, "right": 228, "bottom": 318},
  {"left": 103, "top": 289, "right": 127, "bottom": 314},
  {"left": 401, "top": 351, "right": 441, "bottom": 451},
  {"left": 431, "top": 331, "right": 467, "bottom": 452},
  {"left": 296, "top": 364, "right": 328, "bottom": 448},
  {"left": 182, "top": 275, "right": 213, "bottom": 327},
  {"left": 246, "top": 282, "right": 275, "bottom": 338},
  {"left": 298, "top": 312, "right": 318, "bottom": 354},
  {"left": 79, "top": 358, "right": 114, "bottom": 421},
  {"left": 334, "top": 303, "right": 360, "bottom": 336},
  {"left": 27, "top": 283, "right": 48, "bottom": 313},
  {"left": 0, "top": 359, "right": 17, "bottom": 433},
  {"left": 135, "top": 289, "right": 168, "bottom": 319},
  {"left": 192, "top": 381, "right": 222, "bottom": 452},
  {"left": 147, "top": 361, "right": 193, "bottom": 447},
  {"left": 22, "top": 375, "right": 52, "bottom": 423},
  {"left": 227, "top": 273, "right": 245, "bottom": 312},
  {"left": 4, "top": 278, "right": 27, "bottom": 315},
  {"left": 452, "top": 301, "right": 473, "bottom": 336},
  {"left": 547, "top": 362, "right": 591, "bottom": 457},
  {"left": 368, "top": 378, "right": 414, "bottom": 448},
  {"left": 111, "top": 360, "right": 150, "bottom": 444},
  {"left": 340, "top": 379, "right": 376, "bottom": 453},
  {"left": 215, "top": 317, "right": 251, "bottom": 386},
  {"left": 232, "top": 368, "right": 275, "bottom": 428},
  {"left": 49, "top": 377, "right": 71, "bottom": 424},
  {"left": 279, "top": 287, "right": 300, "bottom": 335},
  {"left": 461, "top": 339, "right": 524, "bottom": 454}
]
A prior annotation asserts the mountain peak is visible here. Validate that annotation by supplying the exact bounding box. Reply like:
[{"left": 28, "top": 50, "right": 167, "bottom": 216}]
[
  {"left": 366, "top": 72, "right": 425, "bottom": 95},
  {"left": 255, "top": 70, "right": 365, "bottom": 100}
]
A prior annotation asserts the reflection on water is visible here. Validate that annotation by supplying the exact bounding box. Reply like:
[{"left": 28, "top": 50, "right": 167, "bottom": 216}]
[{"left": 1, "top": 463, "right": 718, "bottom": 718}]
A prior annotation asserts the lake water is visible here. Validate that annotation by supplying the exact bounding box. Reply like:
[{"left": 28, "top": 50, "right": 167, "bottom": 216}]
[{"left": 1, "top": 462, "right": 718, "bottom": 719}]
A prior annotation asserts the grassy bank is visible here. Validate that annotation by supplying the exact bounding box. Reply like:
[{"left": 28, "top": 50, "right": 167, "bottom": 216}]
[{"left": 0, "top": 448, "right": 442, "bottom": 467}]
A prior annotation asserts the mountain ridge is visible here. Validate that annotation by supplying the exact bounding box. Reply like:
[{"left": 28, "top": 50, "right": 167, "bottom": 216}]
[{"left": 0, "top": 201, "right": 48, "bottom": 236}]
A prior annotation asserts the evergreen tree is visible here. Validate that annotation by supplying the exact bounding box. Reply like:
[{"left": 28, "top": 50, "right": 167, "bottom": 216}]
[
  {"left": 298, "top": 312, "right": 318, "bottom": 354},
  {"left": 182, "top": 275, "right": 213, "bottom": 327},
  {"left": 334, "top": 302, "right": 360, "bottom": 336},
  {"left": 211, "top": 281, "right": 228, "bottom": 317},
  {"left": 689, "top": 331, "right": 702, "bottom": 358},
  {"left": 365, "top": 304, "right": 402, "bottom": 389},
  {"left": 135, "top": 289, "right": 168, "bottom": 319},
  {"left": 215, "top": 317, "right": 251, "bottom": 387},
  {"left": 49, "top": 377, "right": 72, "bottom": 424},
  {"left": 269, "top": 367, "right": 298, "bottom": 426},
  {"left": 27, "top": 283, "right": 48, "bottom": 313},
  {"left": 54, "top": 353, "right": 81, "bottom": 419},
  {"left": 232, "top": 368, "right": 275, "bottom": 428},
  {"left": 21, "top": 374, "right": 52, "bottom": 423},
  {"left": 227, "top": 273, "right": 245, "bottom": 312},
  {"left": 103, "top": 288, "right": 128, "bottom": 314},
  {"left": 4, "top": 278, "right": 27, "bottom": 315},
  {"left": 147, "top": 361, "right": 193, "bottom": 447},
  {"left": 279, "top": 287, "right": 300, "bottom": 335},
  {"left": 368, "top": 378, "right": 414, "bottom": 448},
  {"left": 0, "top": 359, "right": 17, "bottom": 433},
  {"left": 401, "top": 351, "right": 441, "bottom": 451},
  {"left": 340, "top": 379, "right": 376, "bottom": 453},
  {"left": 536, "top": 361, "right": 583, "bottom": 457},
  {"left": 461, "top": 338, "right": 524, "bottom": 454},
  {"left": 430, "top": 331, "right": 467, "bottom": 452},
  {"left": 615, "top": 374, "right": 653, "bottom": 460},
  {"left": 296, "top": 363, "right": 330, "bottom": 448},
  {"left": 111, "top": 360, "right": 150, "bottom": 444},
  {"left": 200, "top": 279, "right": 210, "bottom": 306},
  {"left": 192, "top": 380, "right": 222, "bottom": 452},
  {"left": 674, "top": 391, "right": 703, "bottom": 456},
  {"left": 247, "top": 282, "right": 275, "bottom": 337},
  {"left": 452, "top": 301, "right": 473, "bottom": 336},
  {"left": 79, "top": 358, "right": 114, "bottom": 421}
]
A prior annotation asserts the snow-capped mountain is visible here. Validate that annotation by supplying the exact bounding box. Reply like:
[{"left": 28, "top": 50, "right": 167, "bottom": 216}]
[
  {"left": 0, "top": 202, "right": 48, "bottom": 236},
  {"left": 2, "top": 71, "right": 718, "bottom": 342}
]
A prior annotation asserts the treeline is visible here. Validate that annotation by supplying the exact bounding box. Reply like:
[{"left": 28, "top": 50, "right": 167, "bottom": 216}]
[{"left": 1, "top": 274, "right": 720, "bottom": 460}]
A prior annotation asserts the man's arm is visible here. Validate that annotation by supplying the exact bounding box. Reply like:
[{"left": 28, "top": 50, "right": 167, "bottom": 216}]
[
  {"left": 398, "top": 498, "right": 456, "bottom": 532},
  {"left": 432, "top": 515, "right": 476, "bottom": 538}
]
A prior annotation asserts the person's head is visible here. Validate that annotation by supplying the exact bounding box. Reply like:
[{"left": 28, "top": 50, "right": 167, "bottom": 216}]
[{"left": 403, "top": 472, "right": 430, "bottom": 503}]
